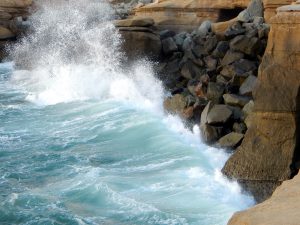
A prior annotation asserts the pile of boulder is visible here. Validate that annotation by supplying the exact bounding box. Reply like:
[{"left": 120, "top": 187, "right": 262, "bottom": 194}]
[{"left": 161, "top": 3, "right": 269, "bottom": 150}]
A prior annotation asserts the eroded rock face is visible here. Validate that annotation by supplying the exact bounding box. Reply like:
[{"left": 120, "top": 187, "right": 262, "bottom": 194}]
[
  {"left": 222, "top": 2, "right": 300, "bottom": 203},
  {"left": 228, "top": 172, "right": 300, "bottom": 225}
]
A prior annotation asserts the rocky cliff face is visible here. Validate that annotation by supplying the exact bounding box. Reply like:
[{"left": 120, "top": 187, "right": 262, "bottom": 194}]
[
  {"left": 222, "top": 1, "right": 300, "bottom": 203},
  {"left": 0, "top": 0, "right": 32, "bottom": 60},
  {"left": 132, "top": 0, "right": 293, "bottom": 32},
  {"left": 228, "top": 171, "right": 300, "bottom": 225}
]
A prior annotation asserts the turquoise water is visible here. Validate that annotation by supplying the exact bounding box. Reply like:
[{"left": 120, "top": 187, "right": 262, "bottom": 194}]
[
  {"left": 0, "top": 62, "right": 252, "bottom": 225},
  {"left": 0, "top": 1, "right": 253, "bottom": 224}
]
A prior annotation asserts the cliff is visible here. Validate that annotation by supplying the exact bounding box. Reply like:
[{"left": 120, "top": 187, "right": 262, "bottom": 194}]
[
  {"left": 222, "top": 0, "right": 300, "bottom": 202},
  {"left": 228, "top": 172, "right": 300, "bottom": 225}
]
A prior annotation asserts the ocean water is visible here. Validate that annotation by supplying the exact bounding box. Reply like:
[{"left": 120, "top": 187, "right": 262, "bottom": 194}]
[{"left": 0, "top": 1, "right": 254, "bottom": 225}]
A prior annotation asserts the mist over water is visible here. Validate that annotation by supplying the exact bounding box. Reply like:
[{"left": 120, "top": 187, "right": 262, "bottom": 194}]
[{"left": 0, "top": 0, "right": 254, "bottom": 224}]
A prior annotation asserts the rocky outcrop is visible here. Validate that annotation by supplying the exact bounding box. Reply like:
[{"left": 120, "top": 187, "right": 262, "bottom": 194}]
[
  {"left": 228, "top": 172, "right": 300, "bottom": 225},
  {"left": 0, "top": 0, "right": 32, "bottom": 60},
  {"left": 131, "top": 0, "right": 292, "bottom": 32},
  {"left": 115, "top": 18, "right": 162, "bottom": 60},
  {"left": 222, "top": 1, "right": 300, "bottom": 203}
]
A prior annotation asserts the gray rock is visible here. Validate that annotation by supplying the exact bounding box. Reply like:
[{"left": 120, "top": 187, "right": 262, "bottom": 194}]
[
  {"left": 200, "top": 101, "right": 214, "bottom": 125},
  {"left": 162, "top": 37, "right": 178, "bottom": 55},
  {"left": 230, "top": 35, "right": 260, "bottom": 55},
  {"left": 223, "top": 94, "right": 251, "bottom": 107},
  {"left": 253, "top": 16, "right": 264, "bottom": 26},
  {"left": 224, "top": 22, "right": 246, "bottom": 39},
  {"left": 206, "top": 82, "right": 225, "bottom": 104},
  {"left": 204, "top": 35, "right": 218, "bottom": 53},
  {"left": 204, "top": 56, "right": 218, "bottom": 71},
  {"left": 212, "top": 41, "right": 229, "bottom": 58},
  {"left": 221, "top": 50, "right": 244, "bottom": 66},
  {"left": 239, "top": 75, "right": 258, "bottom": 95},
  {"left": 207, "top": 104, "right": 233, "bottom": 124},
  {"left": 218, "top": 132, "right": 244, "bottom": 148},
  {"left": 197, "top": 20, "right": 212, "bottom": 37},
  {"left": 237, "top": 0, "right": 263, "bottom": 22},
  {"left": 192, "top": 44, "right": 207, "bottom": 58},
  {"left": 159, "top": 30, "right": 175, "bottom": 40},
  {"left": 174, "top": 32, "right": 187, "bottom": 49},
  {"left": 180, "top": 60, "right": 203, "bottom": 80},
  {"left": 182, "top": 36, "right": 193, "bottom": 52}
]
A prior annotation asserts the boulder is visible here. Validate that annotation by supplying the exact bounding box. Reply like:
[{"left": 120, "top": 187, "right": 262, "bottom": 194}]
[
  {"left": 163, "top": 94, "right": 186, "bottom": 115},
  {"left": 180, "top": 60, "right": 204, "bottom": 80},
  {"left": 207, "top": 104, "right": 233, "bottom": 125},
  {"left": 200, "top": 124, "right": 222, "bottom": 144},
  {"left": 114, "top": 18, "right": 155, "bottom": 27},
  {"left": 120, "top": 30, "right": 161, "bottom": 60},
  {"left": 237, "top": 0, "right": 264, "bottom": 22},
  {"left": 242, "top": 100, "right": 254, "bottom": 118},
  {"left": 218, "top": 132, "right": 244, "bottom": 148},
  {"left": 228, "top": 172, "right": 300, "bottom": 225},
  {"left": 212, "top": 41, "right": 229, "bottom": 58},
  {"left": 230, "top": 35, "right": 260, "bottom": 55},
  {"left": 206, "top": 82, "right": 225, "bottom": 103},
  {"left": 233, "top": 122, "right": 247, "bottom": 133},
  {"left": 0, "top": 26, "right": 15, "bottom": 40},
  {"left": 221, "top": 50, "right": 244, "bottom": 66},
  {"left": 223, "top": 93, "right": 251, "bottom": 107},
  {"left": 162, "top": 37, "right": 178, "bottom": 55},
  {"left": 239, "top": 74, "right": 258, "bottom": 95},
  {"left": 197, "top": 20, "right": 211, "bottom": 37}
]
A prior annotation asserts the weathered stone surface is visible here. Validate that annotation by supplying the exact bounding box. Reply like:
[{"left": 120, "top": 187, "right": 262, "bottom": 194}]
[
  {"left": 223, "top": 93, "right": 251, "bottom": 107},
  {"left": 228, "top": 172, "right": 300, "bottom": 225},
  {"left": 120, "top": 30, "right": 161, "bottom": 60},
  {"left": 162, "top": 37, "right": 177, "bottom": 55},
  {"left": 218, "top": 132, "right": 244, "bottom": 148},
  {"left": 200, "top": 124, "right": 222, "bottom": 144},
  {"left": 237, "top": 0, "right": 264, "bottom": 22},
  {"left": 212, "top": 41, "right": 229, "bottom": 58},
  {"left": 242, "top": 100, "right": 254, "bottom": 118},
  {"left": 114, "top": 18, "right": 154, "bottom": 27},
  {"left": 163, "top": 94, "right": 186, "bottom": 115},
  {"left": 230, "top": 35, "right": 260, "bottom": 55},
  {"left": 221, "top": 50, "right": 244, "bottom": 66},
  {"left": 206, "top": 82, "right": 225, "bottom": 103},
  {"left": 207, "top": 104, "right": 233, "bottom": 124},
  {"left": 239, "top": 74, "right": 258, "bottom": 95}
]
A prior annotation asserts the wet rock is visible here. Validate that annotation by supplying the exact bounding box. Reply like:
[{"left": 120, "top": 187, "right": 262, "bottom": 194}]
[
  {"left": 218, "top": 132, "right": 244, "bottom": 149},
  {"left": 114, "top": 18, "right": 155, "bottom": 27},
  {"left": 200, "top": 124, "right": 222, "bottom": 144},
  {"left": 163, "top": 94, "right": 186, "bottom": 114},
  {"left": 223, "top": 94, "right": 251, "bottom": 107},
  {"left": 162, "top": 37, "right": 178, "bottom": 55}
]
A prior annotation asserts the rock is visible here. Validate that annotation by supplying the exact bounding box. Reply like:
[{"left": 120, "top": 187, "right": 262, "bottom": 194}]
[
  {"left": 203, "top": 56, "right": 217, "bottom": 71},
  {"left": 237, "top": 0, "right": 263, "bottom": 22},
  {"left": 200, "top": 101, "right": 213, "bottom": 125},
  {"left": 114, "top": 18, "right": 155, "bottom": 27},
  {"left": 233, "top": 122, "right": 247, "bottom": 133},
  {"left": 228, "top": 173, "right": 300, "bottom": 225},
  {"left": 180, "top": 60, "right": 204, "bottom": 80},
  {"left": 207, "top": 104, "right": 233, "bottom": 125},
  {"left": 162, "top": 37, "right": 178, "bottom": 55},
  {"left": 204, "top": 35, "right": 218, "bottom": 53},
  {"left": 120, "top": 30, "right": 161, "bottom": 60},
  {"left": 223, "top": 93, "right": 251, "bottom": 107},
  {"left": 253, "top": 16, "right": 264, "bottom": 25},
  {"left": 173, "top": 32, "right": 187, "bottom": 49},
  {"left": 230, "top": 35, "right": 260, "bottom": 55},
  {"left": 212, "top": 41, "right": 229, "bottom": 58},
  {"left": 232, "top": 59, "right": 257, "bottom": 76},
  {"left": 163, "top": 94, "right": 186, "bottom": 114},
  {"left": 159, "top": 29, "right": 176, "bottom": 40},
  {"left": 228, "top": 106, "right": 243, "bottom": 121},
  {"left": 224, "top": 22, "right": 246, "bottom": 39},
  {"left": 221, "top": 50, "right": 244, "bottom": 66},
  {"left": 257, "top": 23, "right": 270, "bottom": 39},
  {"left": 242, "top": 100, "right": 254, "bottom": 118},
  {"left": 200, "top": 124, "right": 222, "bottom": 144},
  {"left": 211, "top": 18, "right": 237, "bottom": 37},
  {"left": 192, "top": 44, "right": 207, "bottom": 58},
  {"left": 206, "top": 82, "right": 225, "bottom": 103},
  {"left": 0, "top": 26, "right": 15, "bottom": 40},
  {"left": 218, "top": 132, "right": 244, "bottom": 148},
  {"left": 239, "top": 74, "right": 258, "bottom": 95},
  {"left": 182, "top": 36, "right": 193, "bottom": 51},
  {"left": 197, "top": 20, "right": 212, "bottom": 37}
]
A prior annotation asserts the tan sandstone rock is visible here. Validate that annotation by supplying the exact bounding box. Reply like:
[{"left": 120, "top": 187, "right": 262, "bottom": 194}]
[
  {"left": 228, "top": 172, "right": 300, "bottom": 225},
  {"left": 222, "top": 1, "right": 300, "bottom": 202}
]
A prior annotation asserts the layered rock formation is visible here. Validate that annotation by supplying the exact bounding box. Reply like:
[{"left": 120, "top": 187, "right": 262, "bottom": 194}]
[
  {"left": 0, "top": 0, "right": 33, "bottom": 60},
  {"left": 132, "top": 0, "right": 292, "bottom": 31},
  {"left": 222, "top": 1, "right": 300, "bottom": 202},
  {"left": 228, "top": 171, "right": 300, "bottom": 225}
]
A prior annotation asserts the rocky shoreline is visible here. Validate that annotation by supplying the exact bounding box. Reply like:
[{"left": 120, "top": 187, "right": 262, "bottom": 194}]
[{"left": 1, "top": 0, "right": 300, "bottom": 224}]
